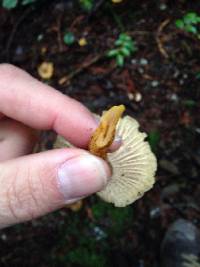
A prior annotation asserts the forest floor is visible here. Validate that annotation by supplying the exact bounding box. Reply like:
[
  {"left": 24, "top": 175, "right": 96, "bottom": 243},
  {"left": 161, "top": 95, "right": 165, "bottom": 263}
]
[{"left": 0, "top": 1, "right": 200, "bottom": 266}]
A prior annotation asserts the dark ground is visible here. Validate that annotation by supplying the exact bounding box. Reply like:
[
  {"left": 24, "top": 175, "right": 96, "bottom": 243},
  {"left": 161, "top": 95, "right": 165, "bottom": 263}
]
[{"left": 0, "top": 0, "right": 200, "bottom": 266}]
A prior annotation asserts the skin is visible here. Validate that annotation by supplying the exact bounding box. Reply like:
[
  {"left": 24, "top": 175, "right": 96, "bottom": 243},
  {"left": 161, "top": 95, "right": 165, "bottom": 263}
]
[{"left": 0, "top": 64, "right": 114, "bottom": 229}]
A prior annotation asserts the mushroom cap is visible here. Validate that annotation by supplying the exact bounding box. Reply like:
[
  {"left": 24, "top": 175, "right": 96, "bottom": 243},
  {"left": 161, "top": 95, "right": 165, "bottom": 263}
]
[{"left": 97, "top": 115, "right": 157, "bottom": 207}]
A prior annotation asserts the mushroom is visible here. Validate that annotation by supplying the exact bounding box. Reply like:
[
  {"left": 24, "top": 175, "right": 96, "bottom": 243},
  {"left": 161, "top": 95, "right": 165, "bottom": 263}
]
[
  {"left": 97, "top": 115, "right": 157, "bottom": 207},
  {"left": 54, "top": 106, "right": 157, "bottom": 207}
]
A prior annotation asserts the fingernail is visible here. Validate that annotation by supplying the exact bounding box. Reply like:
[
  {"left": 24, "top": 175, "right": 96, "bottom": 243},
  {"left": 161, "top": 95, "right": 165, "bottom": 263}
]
[
  {"left": 93, "top": 115, "right": 100, "bottom": 126},
  {"left": 57, "top": 154, "right": 110, "bottom": 201},
  {"left": 109, "top": 135, "right": 123, "bottom": 152}
]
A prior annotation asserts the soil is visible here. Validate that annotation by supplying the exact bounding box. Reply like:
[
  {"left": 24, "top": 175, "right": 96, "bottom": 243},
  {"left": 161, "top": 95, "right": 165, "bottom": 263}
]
[{"left": 0, "top": 1, "right": 200, "bottom": 267}]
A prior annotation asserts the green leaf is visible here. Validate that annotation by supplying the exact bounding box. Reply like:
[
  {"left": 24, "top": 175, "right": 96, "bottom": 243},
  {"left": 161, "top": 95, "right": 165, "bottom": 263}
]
[
  {"left": 183, "top": 100, "right": 196, "bottom": 107},
  {"left": 107, "top": 49, "right": 119, "bottom": 57},
  {"left": 196, "top": 72, "right": 200, "bottom": 79},
  {"left": 175, "top": 19, "right": 184, "bottom": 29},
  {"left": 116, "top": 54, "right": 124, "bottom": 67},
  {"left": 2, "top": 0, "right": 18, "bottom": 9},
  {"left": 63, "top": 32, "right": 75, "bottom": 45},
  {"left": 129, "top": 42, "right": 137, "bottom": 52},
  {"left": 148, "top": 130, "right": 160, "bottom": 152},
  {"left": 185, "top": 24, "right": 198, "bottom": 34},
  {"left": 79, "top": 0, "right": 93, "bottom": 11},
  {"left": 68, "top": 248, "right": 106, "bottom": 267},
  {"left": 119, "top": 33, "right": 132, "bottom": 42},
  {"left": 184, "top": 12, "right": 199, "bottom": 24},
  {"left": 120, "top": 47, "right": 131, "bottom": 57},
  {"left": 123, "top": 41, "right": 134, "bottom": 51},
  {"left": 115, "top": 39, "right": 124, "bottom": 46}
]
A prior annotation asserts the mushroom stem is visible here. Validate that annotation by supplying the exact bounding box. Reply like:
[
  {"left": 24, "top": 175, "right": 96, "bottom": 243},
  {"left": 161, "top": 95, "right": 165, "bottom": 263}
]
[{"left": 89, "top": 105, "right": 125, "bottom": 159}]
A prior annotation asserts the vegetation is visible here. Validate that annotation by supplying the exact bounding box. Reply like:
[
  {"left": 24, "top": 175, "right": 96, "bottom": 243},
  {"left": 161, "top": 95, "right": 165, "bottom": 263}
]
[
  {"left": 2, "top": 0, "right": 36, "bottom": 9},
  {"left": 0, "top": 1, "right": 200, "bottom": 267},
  {"left": 107, "top": 33, "right": 137, "bottom": 67},
  {"left": 175, "top": 12, "right": 200, "bottom": 38},
  {"left": 79, "top": 0, "right": 94, "bottom": 11},
  {"left": 63, "top": 32, "right": 76, "bottom": 46},
  {"left": 50, "top": 200, "right": 134, "bottom": 266}
]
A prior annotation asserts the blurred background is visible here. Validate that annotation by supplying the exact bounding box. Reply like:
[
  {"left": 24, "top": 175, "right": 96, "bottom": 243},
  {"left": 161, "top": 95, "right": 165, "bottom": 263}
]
[{"left": 0, "top": 0, "right": 200, "bottom": 266}]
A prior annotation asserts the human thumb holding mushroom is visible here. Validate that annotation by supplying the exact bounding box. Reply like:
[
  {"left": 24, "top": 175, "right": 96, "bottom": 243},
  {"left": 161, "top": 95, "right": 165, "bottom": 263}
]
[{"left": 0, "top": 64, "right": 112, "bottom": 229}]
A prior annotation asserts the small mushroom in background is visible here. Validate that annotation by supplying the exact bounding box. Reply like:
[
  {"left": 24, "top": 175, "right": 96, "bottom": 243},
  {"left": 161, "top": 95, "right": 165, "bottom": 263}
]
[{"left": 54, "top": 105, "right": 157, "bottom": 207}]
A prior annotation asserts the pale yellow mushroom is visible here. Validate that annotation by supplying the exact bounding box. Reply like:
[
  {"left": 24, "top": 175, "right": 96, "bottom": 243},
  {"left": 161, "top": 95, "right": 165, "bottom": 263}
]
[
  {"left": 97, "top": 115, "right": 157, "bottom": 207},
  {"left": 53, "top": 108, "right": 157, "bottom": 207}
]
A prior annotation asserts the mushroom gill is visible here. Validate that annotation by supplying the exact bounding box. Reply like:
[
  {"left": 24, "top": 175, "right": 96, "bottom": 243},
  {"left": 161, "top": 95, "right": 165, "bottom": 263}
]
[
  {"left": 53, "top": 105, "right": 157, "bottom": 207},
  {"left": 96, "top": 115, "right": 157, "bottom": 207}
]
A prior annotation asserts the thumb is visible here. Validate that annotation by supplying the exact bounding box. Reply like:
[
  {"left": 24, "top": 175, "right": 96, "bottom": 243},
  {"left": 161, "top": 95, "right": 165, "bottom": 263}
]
[{"left": 0, "top": 148, "right": 110, "bottom": 228}]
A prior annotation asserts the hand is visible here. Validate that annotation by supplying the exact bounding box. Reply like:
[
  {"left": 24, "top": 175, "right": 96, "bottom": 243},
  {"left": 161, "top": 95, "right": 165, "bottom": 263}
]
[{"left": 0, "top": 64, "right": 111, "bottom": 229}]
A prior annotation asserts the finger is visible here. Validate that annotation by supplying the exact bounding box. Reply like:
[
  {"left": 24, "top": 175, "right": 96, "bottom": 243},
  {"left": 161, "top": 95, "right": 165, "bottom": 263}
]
[
  {"left": 108, "top": 135, "right": 122, "bottom": 152},
  {"left": 0, "top": 64, "right": 97, "bottom": 148},
  {"left": 0, "top": 148, "right": 111, "bottom": 228},
  {"left": 0, "top": 118, "right": 37, "bottom": 161}
]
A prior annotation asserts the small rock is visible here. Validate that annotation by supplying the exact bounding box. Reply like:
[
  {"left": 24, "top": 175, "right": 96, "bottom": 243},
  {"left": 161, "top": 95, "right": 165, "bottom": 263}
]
[
  {"left": 15, "top": 46, "right": 24, "bottom": 56},
  {"left": 93, "top": 226, "right": 107, "bottom": 241},
  {"left": 37, "top": 34, "right": 43, "bottom": 41},
  {"left": 140, "top": 58, "right": 148, "bottom": 65},
  {"left": 138, "top": 67, "right": 144, "bottom": 74},
  {"left": 1, "top": 234, "right": 7, "bottom": 241},
  {"left": 161, "top": 184, "right": 180, "bottom": 199},
  {"left": 150, "top": 207, "right": 161, "bottom": 218},
  {"left": 173, "top": 69, "right": 180, "bottom": 78},
  {"left": 131, "top": 59, "right": 137, "bottom": 65},
  {"left": 159, "top": 3, "right": 167, "bottom": 10},
  {"left": 135, "top": 92, "right": 142, "bottom": 102},
  {"left": 195, "top": 128, "right": 200, "bottom": 134},
  {"left": 127, "top": 92, "right": 134, "bottom": 100},
  {"left": 160, "top": 159, "right": 179, "bottom": 175},
  {"left": 151, "top": 80, "right": 159, "bottom": 87},
  {"left": 170, "top": 93, "right": 179, "bottom": 102}
]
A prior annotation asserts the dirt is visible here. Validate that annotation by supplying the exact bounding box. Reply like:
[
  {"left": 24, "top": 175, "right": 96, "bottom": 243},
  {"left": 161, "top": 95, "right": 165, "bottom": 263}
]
[{"left": 0, "top": 1, "right": 200, "bottom": 266}]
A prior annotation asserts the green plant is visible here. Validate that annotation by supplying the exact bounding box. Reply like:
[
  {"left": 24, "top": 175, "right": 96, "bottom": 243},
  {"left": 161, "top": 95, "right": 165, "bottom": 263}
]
[
  {"left": 68, "top": 247, "right": 107, "bottom": 267},
  {"left": 175, "top": 12, "right": 200, "bottom": 38},
  {"left": 63, "top": 32, "right": 75, "bottom": 46},
  {"left": 2, "top": 0, "right": 36, "bottom": 9},
  {"left": 182, "top": 100, "right": 196, "bottom": 107},
  {"left": 79, "top": 0, "right": 93, "bottom": 11},
  {"left": 148, "top": 130, "right": 160, "bottom": 152},
  {"left": 196, "top": 72, "right": 200, "bottom": 79},
  {"left": 107, "top": 33, "right": 137, "bottom": 67},
  {"left": 92, "top": 201, "right": 133, "bottom": 236}
]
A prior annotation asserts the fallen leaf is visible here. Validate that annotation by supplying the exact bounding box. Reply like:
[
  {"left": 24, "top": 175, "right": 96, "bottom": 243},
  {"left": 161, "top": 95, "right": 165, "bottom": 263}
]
[
  {"left": 78, "top": 37, "right": 87, "bottom": 46},
  {"left": 66, "top": 200, "right": 83, "bottom": 212},
  {"left": 112, "top": 0, "right": 123, "bottom": 3},
  {"left": 180, "top": 111, "right": 192, "bottom": 126}
]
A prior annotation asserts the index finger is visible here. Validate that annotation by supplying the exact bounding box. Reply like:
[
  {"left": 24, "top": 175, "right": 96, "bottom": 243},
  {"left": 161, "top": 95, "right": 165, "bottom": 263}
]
[{"left": 0, "top": 64, "right": 97, "bottom": 148}]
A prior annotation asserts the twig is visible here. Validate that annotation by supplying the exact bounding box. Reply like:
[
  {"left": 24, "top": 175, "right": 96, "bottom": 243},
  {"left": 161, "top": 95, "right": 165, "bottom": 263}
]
[
  {"left": 58, "top": 54, "right": 104, "bottom": 85},
  {"left": 87, "top": 0, "right": 105, "bottom": 20},
  {"left": 5, "top": 7, "right": 33, "bottom": 61},
  {"left": 56, "top": 14, "right": 64, "bottom": 52},
  {"left": 156, "top": 19, "right": 170, "bottom": 59},
  {"left": 107, "top": 2, "right": 124, "bottom": 32},
  {"left": 128, "top": 30, "right": 152, "bottom": 36}
]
